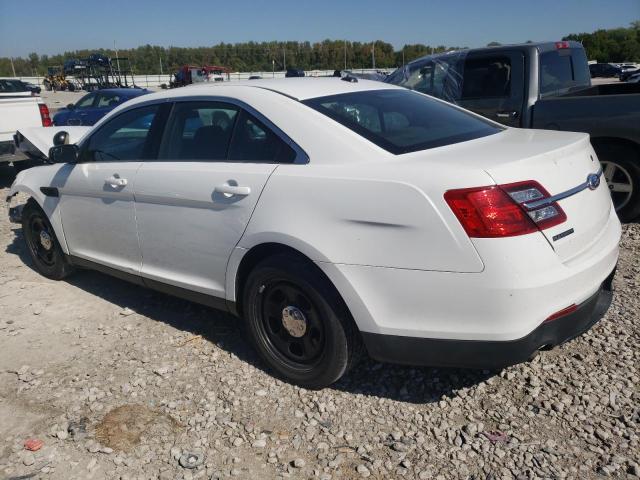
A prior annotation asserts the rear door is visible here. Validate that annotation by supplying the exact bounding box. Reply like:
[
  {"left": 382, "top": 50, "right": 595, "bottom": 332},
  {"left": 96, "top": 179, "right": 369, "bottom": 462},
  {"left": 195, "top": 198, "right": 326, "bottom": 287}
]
[
  {"left": 134, "top": 100, "right": 298, "bottom": 298},
  {"left": 457, "top": 51, "right": 526, "bottom": 127}
]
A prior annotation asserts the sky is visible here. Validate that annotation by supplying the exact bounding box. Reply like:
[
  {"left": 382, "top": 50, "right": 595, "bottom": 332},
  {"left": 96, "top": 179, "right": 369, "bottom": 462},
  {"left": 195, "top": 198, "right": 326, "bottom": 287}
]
[{"left": 0, "top": 0, "right": 638, "bottom": 57}]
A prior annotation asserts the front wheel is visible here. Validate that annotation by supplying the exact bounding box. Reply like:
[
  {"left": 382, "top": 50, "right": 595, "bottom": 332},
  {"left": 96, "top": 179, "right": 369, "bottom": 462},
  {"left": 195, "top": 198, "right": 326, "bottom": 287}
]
[
  {"left": 242, "top": 254, "right": 362, "bottom": 389},
  {"left": 21, "top": 201, "right": 74, "bottom": 280}
]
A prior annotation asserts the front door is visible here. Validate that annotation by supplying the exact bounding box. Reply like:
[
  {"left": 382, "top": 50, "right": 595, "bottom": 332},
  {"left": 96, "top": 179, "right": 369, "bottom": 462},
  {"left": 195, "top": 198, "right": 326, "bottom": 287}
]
[
  {"left": 134, "top": 101, "right": 297, "bottom": 298},
  {"left": 58, "top": 103, "right": 162, "bottom": 274}
]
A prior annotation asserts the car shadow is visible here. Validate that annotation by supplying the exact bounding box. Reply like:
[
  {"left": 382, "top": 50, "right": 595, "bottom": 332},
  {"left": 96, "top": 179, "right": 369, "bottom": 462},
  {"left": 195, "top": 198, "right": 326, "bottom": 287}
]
[{"left": 4, "top": 227, "right": 493, "bottom": 404}]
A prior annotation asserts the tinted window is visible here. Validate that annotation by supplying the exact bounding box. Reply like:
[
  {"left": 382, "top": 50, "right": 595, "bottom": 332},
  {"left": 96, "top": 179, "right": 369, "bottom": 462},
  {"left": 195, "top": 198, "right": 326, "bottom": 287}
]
[
  {"left": 161, "top": 102, "right": 238, "bottom": 160},
  {"left": 303, "top": 89, "right": 501, "bottom": 155},
  {"left": 228, "top": 110, "right": 296, "bottom": 163},
  {"left": 461, "top": 56, "right": 511, "bottom": 99},
  {"left": 85, "top": 105, "right": 159, "bottom": 162},
  {"left": 540, "top": 48, "right": 590, "bottom": 96}
]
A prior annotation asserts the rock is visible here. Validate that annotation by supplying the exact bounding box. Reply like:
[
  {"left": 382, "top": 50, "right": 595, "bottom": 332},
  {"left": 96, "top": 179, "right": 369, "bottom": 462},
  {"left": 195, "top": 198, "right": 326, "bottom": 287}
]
[
  {"left": 179, "top": 452, "right": 204, "bottom": 469},
  {"left": 255, "top": 389, "right": 268, "bottom": 397},
  {"left": 292, "top": 458, "right": 306, "bottom": 468},
  {"left": 56, "top": 430, "right": 68, "bottom": 440},
  {"left": 356, "top": 464, "right": 371, "bottom": 477},
  {"left": 252, "top": 439, "right": 266, "bottom": 448},
  {"left": 22, "top": 453, "right": 35, "bottom": 466}
]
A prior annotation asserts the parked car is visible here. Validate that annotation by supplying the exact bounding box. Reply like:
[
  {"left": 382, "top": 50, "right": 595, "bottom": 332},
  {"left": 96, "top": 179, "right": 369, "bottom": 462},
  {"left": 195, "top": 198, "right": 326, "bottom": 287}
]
[
  {"left": 589, "top": 63, "right": 621, "bottom": 78},
  {"left": 386, "top": 41, "right": 640, "bottom": 221},
  {"left": 285, "top": 69, "right": 305, "bottom": 77},
  {"left": 0, "top": 79, "right": 51, "bottom": 172},
  {"left": 53, "top": 88, "right": 150, "bottom": 126},
  {"left": 620, "top": 65, "right": 640, "bottom": 81},
  {"left": 8, "top": 79, "right": 620, "bottom": 388},
  {"left": 628, "top": 72, "right": 640, "bottom": 84}
]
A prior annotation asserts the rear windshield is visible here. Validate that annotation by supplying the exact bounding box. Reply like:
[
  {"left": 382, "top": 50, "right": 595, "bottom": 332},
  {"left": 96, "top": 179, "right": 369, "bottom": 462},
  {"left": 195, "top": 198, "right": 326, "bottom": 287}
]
[
  {"left": 539, "top": 48, "right": 591, "bottom": 97},
  {"left": 303, "top": 89, "right": 502, "bottom": 154}
]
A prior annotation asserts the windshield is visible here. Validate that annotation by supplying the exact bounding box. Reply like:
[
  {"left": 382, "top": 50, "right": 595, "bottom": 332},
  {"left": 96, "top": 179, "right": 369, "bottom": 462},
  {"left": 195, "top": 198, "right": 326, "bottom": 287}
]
[{"left": 303, "top": 89, "right": 502, "bottom": 155}]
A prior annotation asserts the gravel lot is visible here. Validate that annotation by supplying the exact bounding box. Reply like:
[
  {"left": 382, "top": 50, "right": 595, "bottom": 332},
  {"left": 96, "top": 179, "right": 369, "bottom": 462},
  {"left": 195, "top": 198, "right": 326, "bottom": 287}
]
[{"left": 0, "top": 164, "right": 638, "bottom": 480}]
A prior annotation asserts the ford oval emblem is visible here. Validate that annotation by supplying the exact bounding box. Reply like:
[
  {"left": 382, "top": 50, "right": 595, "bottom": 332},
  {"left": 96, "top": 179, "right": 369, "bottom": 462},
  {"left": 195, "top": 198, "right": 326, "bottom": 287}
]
[{"left": 587, "top": 173, "right": 600, "bottom": 190}]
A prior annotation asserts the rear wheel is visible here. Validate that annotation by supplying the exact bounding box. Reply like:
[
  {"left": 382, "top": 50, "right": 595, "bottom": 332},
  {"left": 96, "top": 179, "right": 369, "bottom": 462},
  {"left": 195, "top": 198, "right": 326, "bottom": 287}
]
[
  {"left": 242, "top": 253, "right": 362, "bottom": 389},
  {"left": 21, "top": 201, "right": 74, "bottom": 280},
  {"left": 595, "top": 144, "right": 640, "bottom": 222}
]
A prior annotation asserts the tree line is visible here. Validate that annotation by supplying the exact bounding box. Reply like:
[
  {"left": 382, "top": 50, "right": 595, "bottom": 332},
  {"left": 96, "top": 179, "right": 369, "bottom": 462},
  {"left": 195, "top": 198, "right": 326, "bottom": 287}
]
[
  {"left": 0, "top": 40, "right": 458, "bottom": 77},
  {"left": 0, "top": 22, "right": 637, "bottom": 77},
  {"left": 563, "top": 22, "right": 640, "bottom": 63}
]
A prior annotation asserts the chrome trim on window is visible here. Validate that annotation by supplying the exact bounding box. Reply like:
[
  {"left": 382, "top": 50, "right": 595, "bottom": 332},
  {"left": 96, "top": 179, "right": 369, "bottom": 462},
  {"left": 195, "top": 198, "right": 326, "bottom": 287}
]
[{"left": 522, "top": 168, "right": 603, "bottom": 210}]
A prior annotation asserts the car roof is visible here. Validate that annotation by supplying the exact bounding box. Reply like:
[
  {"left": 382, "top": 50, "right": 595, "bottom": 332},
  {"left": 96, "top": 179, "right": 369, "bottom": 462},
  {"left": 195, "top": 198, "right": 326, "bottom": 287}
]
[
  {"left": 99, "top": 88, "right": 148, "bottom": 96},
  {"left": 148, "top": 78, "right": 401, "bottom": 102}
]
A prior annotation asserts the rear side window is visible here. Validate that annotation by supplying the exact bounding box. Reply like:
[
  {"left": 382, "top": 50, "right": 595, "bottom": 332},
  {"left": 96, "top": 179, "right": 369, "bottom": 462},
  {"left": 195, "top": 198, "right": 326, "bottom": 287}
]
[
  {"left": 303, "top": 89, "right": 501, "bottom": 155},
  {"left": 540, "top": 48, "right": 590, "bottom": 96},
  {"left": 461, "top": 56, "right": 512, "bottom": 99},
  {"left": 160, "top": 101, "right": 239, "bottom": 160},
  {"left": 228, "top": 110, "right": 296, "bottom": 163}
]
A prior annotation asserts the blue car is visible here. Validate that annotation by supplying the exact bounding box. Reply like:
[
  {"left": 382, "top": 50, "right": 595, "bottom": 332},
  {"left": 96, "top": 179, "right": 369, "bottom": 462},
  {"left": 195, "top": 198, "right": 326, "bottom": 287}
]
[{"left": 52, "top": 88, "right": 150, "bottom": 126}]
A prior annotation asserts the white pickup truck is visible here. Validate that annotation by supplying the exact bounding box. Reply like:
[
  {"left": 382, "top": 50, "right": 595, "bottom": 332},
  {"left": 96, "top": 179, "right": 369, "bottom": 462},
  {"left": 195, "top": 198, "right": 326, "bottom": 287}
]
[{"left": 0, "top": 78, "right": 52, "bottom": 172}]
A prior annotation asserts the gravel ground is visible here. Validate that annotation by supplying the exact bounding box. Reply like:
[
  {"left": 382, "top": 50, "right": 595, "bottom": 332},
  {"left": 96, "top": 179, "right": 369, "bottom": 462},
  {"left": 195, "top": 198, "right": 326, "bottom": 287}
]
[{"left": 0, "top": 165, "right": 638, "bottom": 480}]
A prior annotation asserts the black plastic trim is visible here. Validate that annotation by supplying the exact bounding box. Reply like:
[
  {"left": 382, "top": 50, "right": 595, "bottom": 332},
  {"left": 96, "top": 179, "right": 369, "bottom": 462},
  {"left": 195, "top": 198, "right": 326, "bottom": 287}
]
[
  {"left": 68, "top": 255, "right": 234, "bottom": 313},
  {"left": 40, "top": 187, "right": 59, "bottom": 197},
  {"left": 361, "top": 267, "right": 616, "bottom": 369}
]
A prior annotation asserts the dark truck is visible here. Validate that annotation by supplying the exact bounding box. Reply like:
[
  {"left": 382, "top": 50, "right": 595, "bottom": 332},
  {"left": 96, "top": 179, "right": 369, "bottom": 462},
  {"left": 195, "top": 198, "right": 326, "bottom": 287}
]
[{"left": 385, "top": 41, "right": 640, "bottom": 221}]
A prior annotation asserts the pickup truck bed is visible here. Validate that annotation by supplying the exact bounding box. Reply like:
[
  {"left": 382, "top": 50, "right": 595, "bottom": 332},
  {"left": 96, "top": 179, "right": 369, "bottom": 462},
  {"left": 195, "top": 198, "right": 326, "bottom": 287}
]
[{"left": 0, "top": 86, "right": 50, "bottom": 171}]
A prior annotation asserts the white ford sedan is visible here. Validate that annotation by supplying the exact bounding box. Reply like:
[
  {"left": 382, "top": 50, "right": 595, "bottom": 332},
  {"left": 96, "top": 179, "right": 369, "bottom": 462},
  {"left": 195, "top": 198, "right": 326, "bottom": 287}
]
[{"left": 7, "top": 78, "right": 620, "bottom": 388}]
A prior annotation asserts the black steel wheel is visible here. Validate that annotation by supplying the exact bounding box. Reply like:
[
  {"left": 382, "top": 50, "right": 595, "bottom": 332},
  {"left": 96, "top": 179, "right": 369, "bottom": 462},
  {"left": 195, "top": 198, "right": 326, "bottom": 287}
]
[
  {"left": 21, "top": 201, "right": 74, "bottom": 280},
  {"left": 243, "top": 253, "right": 363, "bottom": 388}
]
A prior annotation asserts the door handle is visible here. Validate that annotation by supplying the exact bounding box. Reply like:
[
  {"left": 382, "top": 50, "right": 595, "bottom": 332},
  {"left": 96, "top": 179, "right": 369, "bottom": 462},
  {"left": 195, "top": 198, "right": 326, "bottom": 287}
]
[
  {"left": 495, "top": 111, "right": 518, "bottom": 119},
  {"left": 105, "top": 176, "right": 128, "bottom": 188},
  {"left": 214, "top": 184, "right": 251, "bottom": 196}
]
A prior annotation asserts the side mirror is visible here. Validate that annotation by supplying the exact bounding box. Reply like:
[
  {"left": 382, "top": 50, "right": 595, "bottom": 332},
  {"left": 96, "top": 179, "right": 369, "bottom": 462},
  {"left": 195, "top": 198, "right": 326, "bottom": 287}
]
[
  {"left": 53, "top": 130, "right": 69, "bottom": 146},
  {"left": 66, "top": 103, "right": 76, "bottom": 110},
  {"left": 48, "top": 144, "right": 79, "bottom": 164}
]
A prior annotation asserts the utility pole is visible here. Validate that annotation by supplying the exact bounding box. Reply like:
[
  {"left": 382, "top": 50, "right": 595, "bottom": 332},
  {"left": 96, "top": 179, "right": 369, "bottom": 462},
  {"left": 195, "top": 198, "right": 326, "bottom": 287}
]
[
  {"left": 283, "top": 47, "right": 286, "bottom": 71},
  {"left": 344, "top": 40, "right": 347, "bottom": 70},
  {"left": 372, "top": 42, "right": 376, "bottom": 69},
  {"left": 159, "top": 56, "right": 163, "bottom": 75},
  {"left": 10, "top": 57, "right": 16, "bottom": 77},
  {"left": 402, "top": 47, "right": 405, "bottom": 67},
  {"left": 114, "top": 40, "right": 121, "bottom": 73},
  {"left": 272, "top": 59, "right": 275, "bottom": 78}
]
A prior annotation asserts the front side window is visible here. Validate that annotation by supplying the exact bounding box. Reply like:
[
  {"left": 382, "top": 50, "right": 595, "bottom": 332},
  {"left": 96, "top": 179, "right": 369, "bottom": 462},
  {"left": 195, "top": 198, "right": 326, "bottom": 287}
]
[
  {"left": 84, "top": 104, "right": 159, "bottom": 162},
  {"left": 303, "top": 89, "right": 501, "bottom": 155},
  {"left": 161, "top": 101, "right": 239, "bottom": 160}
]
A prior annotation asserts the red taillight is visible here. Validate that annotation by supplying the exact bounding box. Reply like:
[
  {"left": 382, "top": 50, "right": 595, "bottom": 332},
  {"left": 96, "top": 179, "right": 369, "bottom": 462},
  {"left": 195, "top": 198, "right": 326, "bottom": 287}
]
[
  {"left": 544, "top": 304, "right": 577, "bottom": 323},
  {"left": 39, "top": 104, "right": 52, "bottom": 127},
  {"left": 555, "top": 41, "right": 570, "bottom": 49},
  {"left": 444, "top": 181, "right": 566, "bottom": 238}
]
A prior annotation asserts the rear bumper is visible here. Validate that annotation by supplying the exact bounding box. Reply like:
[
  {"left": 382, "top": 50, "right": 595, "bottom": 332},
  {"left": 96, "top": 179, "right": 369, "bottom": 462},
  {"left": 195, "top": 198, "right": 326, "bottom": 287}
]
[{"left": 362, "top": 267, "right": 615, "bottom": 369}]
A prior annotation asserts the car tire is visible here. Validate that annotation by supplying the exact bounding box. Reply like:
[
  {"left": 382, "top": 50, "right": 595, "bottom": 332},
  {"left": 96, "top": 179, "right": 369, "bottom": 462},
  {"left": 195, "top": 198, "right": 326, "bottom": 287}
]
[
  {"left": 21, "top": 201, "right": 74, "bottom": 280},
  {"left": 242, "top": 253, "right": 363, "bottom": 389},
  {"left": 595, "top": 144, "right": 640, "bottom": 222}
]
